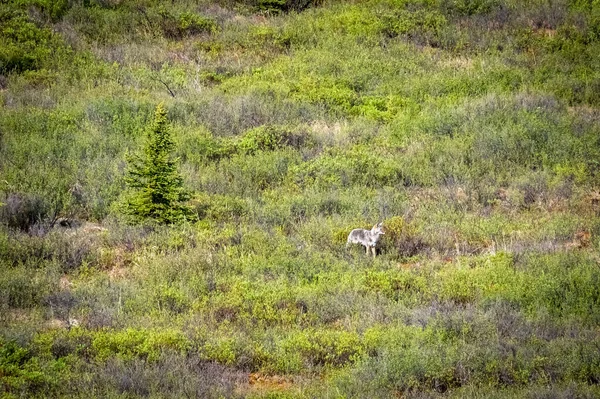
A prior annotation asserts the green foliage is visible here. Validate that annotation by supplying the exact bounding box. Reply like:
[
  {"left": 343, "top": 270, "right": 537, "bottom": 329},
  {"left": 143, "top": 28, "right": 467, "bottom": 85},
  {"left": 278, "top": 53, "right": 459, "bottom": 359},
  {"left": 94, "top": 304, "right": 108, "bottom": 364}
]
[
  {"left": 444, "top": 0, "right": 499, "bottom": 17},
  {"left": 383, "top": 215, "right": 404, "bottom": 244},
  {"left": 0, "top": 7, "right": 65, "bottom": 74},
  {"left": 191, "top": 193, "right": 249, "bottom": 222},
  {"left": 2, "top": 0, "right": 600, "bottom": 397},
  {"left": 157, "top": 7, "right": 218, "bottom": 39},
  {"left": 237, "top": 125, "right": 312, "bottom": 155},
  {"left": 16, "top": 0, "right": 71, "bottom": 22},
  {"left": 122, "top": 103, "right": 195, "bottom": 225},
  {"left": 289, "top": 145, "right": 404, "bottom": 189},
  {"left": 0, "top": 338, "right": 69, "bottom": 397},
  {"left": 256, "top": 0, "right": 324, "bottom": 13},
  {"left": 92, "top": 328, "right": 190, "bottom": 362},
  {"left": 0, "top": 266, "right": 58, "bottom": 309},
  {"left": 278, "top": 329, "right": 364, "bottom": 372},
  {"left": 0, "top": 193, "right": 49, "bottom": 231},
  {"left": 380, "top": 6, "right": 448, "bottom": 46}
]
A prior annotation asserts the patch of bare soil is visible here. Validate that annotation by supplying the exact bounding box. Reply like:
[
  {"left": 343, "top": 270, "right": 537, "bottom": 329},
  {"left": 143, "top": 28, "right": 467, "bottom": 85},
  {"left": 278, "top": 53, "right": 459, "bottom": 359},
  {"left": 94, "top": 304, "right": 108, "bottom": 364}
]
[{"left": 236, "top": 372, "right": 305, "bottom": 396}]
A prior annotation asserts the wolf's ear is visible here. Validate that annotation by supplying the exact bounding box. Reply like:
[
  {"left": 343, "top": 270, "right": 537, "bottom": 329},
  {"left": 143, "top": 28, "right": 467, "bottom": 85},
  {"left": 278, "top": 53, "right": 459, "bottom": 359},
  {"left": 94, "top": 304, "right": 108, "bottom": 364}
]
[{"left": 377, "top": 222, "right": 383, "bottom": 227}]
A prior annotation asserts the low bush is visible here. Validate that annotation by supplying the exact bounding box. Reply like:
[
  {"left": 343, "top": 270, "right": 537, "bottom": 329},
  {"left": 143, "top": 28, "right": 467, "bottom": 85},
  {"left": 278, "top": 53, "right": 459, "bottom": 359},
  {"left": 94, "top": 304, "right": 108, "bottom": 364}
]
[
  {"left": 288, "top": 145, "right": 404, "bottom": 189},
  {"left": 0, "top": 228, "right": 101, "bottom": 272},
  {"left": 157, "top": 7, "right": 218, "bottom": 39},
  {"left": 0, "top": 7, "right": 65, "bottom": 74},
  {"left": 0, "top": 193, "right": 49, "bottom": 231},
  {"left": 0, "top": 265, "right": 59, "bottom": 309},
  {"left": 237, "top": 125, "right": 313, "bottom": 155},
  {"left": 92, "top": 328, "right": 190, "bottom": 362},
  {"left": 0, "top": 338, "right": 69, "bottom": 397},
  {"left": 380, "top": 7, "right": 448, "bottom": 47},
  {"left": 84, "top": 354, "right": 245, "bottom": 399},
  {"left": 277, "top": 329, "right": 363, "bottom": 372},
  {"left": 191, "top": 193, "right": 249, "bottom": 222}
]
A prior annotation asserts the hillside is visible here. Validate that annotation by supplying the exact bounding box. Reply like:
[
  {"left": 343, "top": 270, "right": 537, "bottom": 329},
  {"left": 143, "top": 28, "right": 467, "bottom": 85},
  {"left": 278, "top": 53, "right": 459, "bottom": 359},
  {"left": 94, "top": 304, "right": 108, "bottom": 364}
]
[{"left": 1, "top": 0, "right": 600, "bottom": 397}]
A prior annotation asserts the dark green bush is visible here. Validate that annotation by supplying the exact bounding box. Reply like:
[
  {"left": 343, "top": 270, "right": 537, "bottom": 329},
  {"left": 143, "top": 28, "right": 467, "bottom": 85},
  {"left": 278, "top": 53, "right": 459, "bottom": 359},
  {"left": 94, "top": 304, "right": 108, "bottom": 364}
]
[
  {"left": 0, "top": 7, "right": 61, "bottom": 74},
  {"left": 191, "top": 193, "right": 249, "bottom": 222},
  {"left": 237, "top": 125, "right": 312, "bottom": 155},
  {"left": 157, "top": 7, "right": 217, "bottom": 39},
  {"left": 444, "top": 0, "right": 500, "bottom": 17},
  {"left": 19, "top": 0, "right": 71, "bottom": 22},
  {"left": 0, "top": 339, "right": 67, "bottom": 397},
  {"left": 256, "top": 0, "right": 323, "bottom": 13},
  {"left": 380, "top": 6, "right": 448, "bottom": 47},
  {"left": 278, "top": 329, "right": 364, "bottom": 371}
]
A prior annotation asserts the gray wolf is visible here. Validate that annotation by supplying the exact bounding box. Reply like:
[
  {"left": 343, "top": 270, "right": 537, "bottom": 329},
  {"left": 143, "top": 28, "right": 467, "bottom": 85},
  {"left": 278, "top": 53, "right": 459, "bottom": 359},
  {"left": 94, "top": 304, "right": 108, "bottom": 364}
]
[{"left": 346, "top": 222, "right": 385, "bottom": 257}]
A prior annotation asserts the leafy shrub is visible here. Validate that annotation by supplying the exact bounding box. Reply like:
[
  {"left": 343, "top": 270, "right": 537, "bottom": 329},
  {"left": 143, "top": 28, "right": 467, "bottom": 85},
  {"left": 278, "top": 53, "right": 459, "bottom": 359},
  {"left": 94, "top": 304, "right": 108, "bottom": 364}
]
[
  {"left": 0, "top": 338, "right": 68, "bottom": 397},
  {"left": 157, "top": 7, "right": 217, "bottom": 39},
  {"left": 203, "top": 150, "right": 301, "bottom": 196},
  {"left": 0, "top": 266, "right": 58, "bottom": 309},
  {"left": 237, "top": 125, "right": 312, "bottom": 155},
  {"left": 256, "top": 0, "right": 324, "bottom": 13},
  {"left": 19, "top": 0, "right": 71, "bottom": 22},
  {"left": 520, "top": 253, "right": 600, "bottom": 322},
  {"left": 383, "top": 215, "right": 404, "bottom": 245},
  {"left": 154, "top": 285, "right": 190, "bottom": 314},
  {"left": 362, "top": 269, "right": 430, "bottom": 304},
  {"left": 0, "top": 7, "right": 63, "bottom": 74},
  {"left": 289, "top": 146, "right": 404, "bottom": 189},
  {"left": 0, "top": 193, "right": 49, "bottom": 231},
  {"left": 87, "top": 354, "right": 245, "bottom": 399},
  {"left": 278, "top": 329, "right": 364, "bottom": 371},
  {"left": 191, "top": 193, "right": 249, "bottom": 222},
  {"left": 0, "top": 225, "right": 103, "bottom": 272},
  {"left": 444, "top": 0, "right": 500, "bottom": 17},
  {"left": 92, "top": 328, "right": 190, "bottom": 362},
  {"left": 380, "top": 6, "right": 448, "bottom": 47}
]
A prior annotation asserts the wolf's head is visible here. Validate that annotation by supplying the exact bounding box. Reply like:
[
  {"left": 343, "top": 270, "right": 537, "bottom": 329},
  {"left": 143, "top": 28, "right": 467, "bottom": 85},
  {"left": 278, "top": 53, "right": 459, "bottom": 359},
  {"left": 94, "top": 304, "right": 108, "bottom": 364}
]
[{"left": 371, "top": 222, "right": 385, "bottom": 236}]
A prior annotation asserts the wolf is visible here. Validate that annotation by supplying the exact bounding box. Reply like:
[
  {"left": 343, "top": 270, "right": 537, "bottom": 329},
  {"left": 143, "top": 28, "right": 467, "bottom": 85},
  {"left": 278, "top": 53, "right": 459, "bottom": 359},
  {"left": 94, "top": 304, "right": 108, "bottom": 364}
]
[{"left": 346, "top": 222, "right": 385, "bottom": 257}]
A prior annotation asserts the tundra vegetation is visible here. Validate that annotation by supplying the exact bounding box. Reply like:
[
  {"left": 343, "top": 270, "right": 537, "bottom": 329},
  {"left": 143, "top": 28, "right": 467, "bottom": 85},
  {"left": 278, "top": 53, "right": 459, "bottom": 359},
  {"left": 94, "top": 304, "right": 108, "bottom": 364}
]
[{"left": 1, "top": 0, "right": 600, "bottom": 397}]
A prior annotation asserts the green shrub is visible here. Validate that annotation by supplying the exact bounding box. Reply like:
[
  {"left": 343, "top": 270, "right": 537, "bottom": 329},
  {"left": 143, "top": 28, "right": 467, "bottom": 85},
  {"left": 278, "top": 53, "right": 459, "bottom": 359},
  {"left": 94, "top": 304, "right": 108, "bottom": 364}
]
[
  {"left": 0, "top": 338, "right": 68, "bottom": 397},
  {"left": 177, "top": 128, "right": 236, "bottom": 165},
  {"left": 288, "top": 146, "right": 404, "bottom": 189},
  {"left": 380, "top": 6, "right": 448, "bottom": 47},
  {"left": 278, "top": 329, "right": 364, "bottom": 371},
  {"left": 18, "top": 0, "right": 71, "bottom": 22},
  {"left": 237, "top": 125, "right": 312, "bottom": 155},
  {"left": 191, "top": 193, "right": 249, "bottom": 222},
  {"left": 256, "top": 0, "right": 323, "bottom": 13},
  {"left": 383, "top": 215, "right": 404, "bottom": 244},
  {"left": 444, "top": 0, "right": 500, "bottom": 17},
  {"left": 0, "top": 266, "right": 58, "bottom": 309},
  {"left": 0, "top": 7, "right": 64, "bottom": 74},
  {"left": 204, "top": 149, "right": 301, "bottom": 196},
  {"left": 157, "top": 7, "right": 217, "bottom": 39},
  {"left": 0, "top": 193, "right": 49, "bottom": 231},
  {"left": 92, "top": 328, "right": 190, "bottom": 362}
]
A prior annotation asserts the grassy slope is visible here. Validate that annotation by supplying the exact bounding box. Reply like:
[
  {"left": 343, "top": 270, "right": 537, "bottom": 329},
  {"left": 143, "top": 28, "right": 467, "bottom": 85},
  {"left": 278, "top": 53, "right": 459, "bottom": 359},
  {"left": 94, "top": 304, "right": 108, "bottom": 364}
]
[{"left": 1, "top": 0, "right": 600, "bottom": 397}]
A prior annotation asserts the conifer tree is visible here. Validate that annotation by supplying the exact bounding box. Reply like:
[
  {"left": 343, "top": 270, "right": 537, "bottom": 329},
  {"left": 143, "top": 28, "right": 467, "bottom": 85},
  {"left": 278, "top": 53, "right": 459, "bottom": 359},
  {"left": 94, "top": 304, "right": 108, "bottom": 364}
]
[{"left": 123, "top": 103, "right": 194, "bottom": 224}]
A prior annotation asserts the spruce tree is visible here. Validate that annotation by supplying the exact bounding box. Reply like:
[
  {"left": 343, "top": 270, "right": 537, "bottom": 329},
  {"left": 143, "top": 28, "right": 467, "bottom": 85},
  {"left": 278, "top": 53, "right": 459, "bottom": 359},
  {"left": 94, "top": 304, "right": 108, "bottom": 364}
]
[{"left": 123, "top": 103, "right": 194, "bottom": 224}]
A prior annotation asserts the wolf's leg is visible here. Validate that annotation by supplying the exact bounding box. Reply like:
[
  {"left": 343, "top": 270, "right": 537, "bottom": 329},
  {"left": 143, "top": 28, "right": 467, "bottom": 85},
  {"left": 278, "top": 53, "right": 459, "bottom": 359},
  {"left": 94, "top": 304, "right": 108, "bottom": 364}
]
[
  {"left": 365, "top": 246, "right": 369, "bottom": 254},
  {"left": 371, "top": 247, "right": 376, "bottom": 257}
]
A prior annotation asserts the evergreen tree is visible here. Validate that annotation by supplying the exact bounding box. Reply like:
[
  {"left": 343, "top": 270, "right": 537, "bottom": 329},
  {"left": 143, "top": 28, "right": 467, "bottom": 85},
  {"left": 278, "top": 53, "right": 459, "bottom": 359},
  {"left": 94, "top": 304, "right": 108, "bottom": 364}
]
[{"left": 123, "top": 103, "right": 194, "bottom": 224}]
